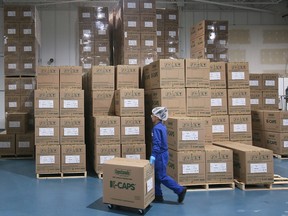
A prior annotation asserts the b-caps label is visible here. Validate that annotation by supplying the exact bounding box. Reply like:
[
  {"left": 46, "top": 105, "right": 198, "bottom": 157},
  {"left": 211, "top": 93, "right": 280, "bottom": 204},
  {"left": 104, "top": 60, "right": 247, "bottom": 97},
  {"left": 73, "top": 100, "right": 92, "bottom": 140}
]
[{"left": 110, "top": 181, "right": 135, "bottom": 191}]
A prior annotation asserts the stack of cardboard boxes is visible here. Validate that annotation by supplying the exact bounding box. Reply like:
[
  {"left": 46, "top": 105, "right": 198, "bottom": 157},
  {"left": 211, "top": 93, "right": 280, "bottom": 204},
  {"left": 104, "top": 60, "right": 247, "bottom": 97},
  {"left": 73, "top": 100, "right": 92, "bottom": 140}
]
[
  {"left": 190, "top": 20, "right": 228, "bottom": 62},
  {"left": 35, "top": 66, "right": 86, "bottom": 176},
  {"left": 112, "top": 0, "right": 157, "bottom": 67},
  {"left": 156, "top": 9, "right": 179, "bottom": 59},
  {"left": 1, "top": 5, "right": 39, "bottom": 157}
]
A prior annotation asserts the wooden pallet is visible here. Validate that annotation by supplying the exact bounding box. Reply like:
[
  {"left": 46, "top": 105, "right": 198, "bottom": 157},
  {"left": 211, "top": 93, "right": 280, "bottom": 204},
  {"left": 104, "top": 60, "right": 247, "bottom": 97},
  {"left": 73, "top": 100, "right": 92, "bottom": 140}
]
[
  {"left": 273, "top": 154, "right": 288, "bottom": 160},
  {"left": 97, "top": 172, "right": 103, "bottom": 180},
  {"left": 37, "top": 171, "right": 87, "bottom": 179},
  {"left": 186, "top": 182, "right": 235, "bottom": 191},
  {"left": 0, "top": 154, "right": 34, "bottom": 160}
]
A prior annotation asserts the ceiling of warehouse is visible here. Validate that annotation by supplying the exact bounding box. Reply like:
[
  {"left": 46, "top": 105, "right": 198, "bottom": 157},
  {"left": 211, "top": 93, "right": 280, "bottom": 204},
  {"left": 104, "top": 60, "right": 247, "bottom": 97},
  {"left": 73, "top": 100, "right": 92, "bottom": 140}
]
[{"left": 1, "top": 0, "right": 288, "bottom": 17}]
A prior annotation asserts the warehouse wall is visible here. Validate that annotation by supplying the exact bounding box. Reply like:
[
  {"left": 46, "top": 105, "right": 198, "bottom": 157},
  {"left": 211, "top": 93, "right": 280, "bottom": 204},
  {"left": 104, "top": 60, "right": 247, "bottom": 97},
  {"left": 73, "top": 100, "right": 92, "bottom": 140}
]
[{"left": 0, "top": 8, "right": 5, "bottom": 129}]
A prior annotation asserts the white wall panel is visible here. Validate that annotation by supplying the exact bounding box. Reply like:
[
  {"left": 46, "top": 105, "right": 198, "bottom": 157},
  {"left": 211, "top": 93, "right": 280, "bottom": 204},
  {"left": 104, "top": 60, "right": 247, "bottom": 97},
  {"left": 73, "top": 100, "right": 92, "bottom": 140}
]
[
  {"left": 247, "top": 12, "right": 261, "bottom": 25},
  {"left": 234, "top": 12, "right": 248, "bottom": 25},
  {"left": 0, "top": 8, "right": 4, "bottom": 129}
]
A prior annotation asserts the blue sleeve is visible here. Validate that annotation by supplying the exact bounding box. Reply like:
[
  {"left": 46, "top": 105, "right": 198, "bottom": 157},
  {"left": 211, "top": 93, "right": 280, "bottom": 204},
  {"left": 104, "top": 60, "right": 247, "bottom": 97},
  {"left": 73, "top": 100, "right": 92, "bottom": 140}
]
[{"left": 152, "top": 127, "right": 162, "bottom": 157}]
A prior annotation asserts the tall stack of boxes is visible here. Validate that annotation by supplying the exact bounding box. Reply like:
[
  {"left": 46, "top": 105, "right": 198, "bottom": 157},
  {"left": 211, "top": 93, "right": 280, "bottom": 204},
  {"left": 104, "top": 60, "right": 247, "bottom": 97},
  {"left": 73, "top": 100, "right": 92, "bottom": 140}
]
[
  {"left": 156, "top": 9, "right": 179, "bottom": 59},
  {"left": 112, "top": 0, "right": 157, "bottom": 67},
  {"left": 1, "top": 5, "right": 39, "bottom": 157},
  {"left": 35, "top": 66, "right": 86, "bottom": 176},
  {"left": 190, "top": 20, "right": 228, "bottom": 62}
]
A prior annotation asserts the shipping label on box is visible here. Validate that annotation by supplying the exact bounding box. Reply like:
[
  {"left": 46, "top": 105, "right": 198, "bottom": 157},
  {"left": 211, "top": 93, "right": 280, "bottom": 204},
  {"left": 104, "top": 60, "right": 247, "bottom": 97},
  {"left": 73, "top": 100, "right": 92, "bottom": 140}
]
[
  {"left": 91, "top": 66, "right": 115, "bottom": 90},
  {"left": 185, "top": 59, "right": 210, "bottom": 88},
  {"left": 211, "top": 88, "right": 227, "bottom": 115},
  {"left": 36, "top": 145, "right": 61, "bottom": 174},
  {"left": 186, "top": 88, "right": 211, "bottom": 117},
  {"left": 212, "top": 115, "right": 229, "bottom": 142},
  {"left": 229, "top": 115, "right": 252, "bottom": 141},
  {"left": 94, "top": 116, "right": 120, "bottom": 145},
  {"left": 60, "top": 89, "right": 84, "bottom": 117},
  {"left": 60, "top": 117, "right": 85, "bottom": 145},
  {"left": 35, "top": 117, "right": 60, "bottom": 145},
  {"left": 120, "top": 117, "right": 145, "bottom": 144},
  {"left": 121, "top": 143, "right": 146, "bottom": 159},
  {"left": 61, "top": 144, "right": 86, "bottom": 173},
  {"left": 116, "top": 65, "right": 140, "bottom": 89},
  {"left": 34, "top": 89, "right": 59, "bottom": 117},
  {"left": 228, "top": 88, "right": 251, "bottom": 115},
  {"left": 210, "top": 62, "right": 226, "bottom": 89},
  {"left": 226, "top": 62, "right": 249, "bottom": 89}
]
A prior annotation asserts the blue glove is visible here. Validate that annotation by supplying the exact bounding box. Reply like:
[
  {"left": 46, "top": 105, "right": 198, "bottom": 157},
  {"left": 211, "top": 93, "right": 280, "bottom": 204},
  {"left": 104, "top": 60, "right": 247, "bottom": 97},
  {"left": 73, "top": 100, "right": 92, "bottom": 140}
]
[{"left": 149, "top": 156, "right": 155, "bottom": 165}]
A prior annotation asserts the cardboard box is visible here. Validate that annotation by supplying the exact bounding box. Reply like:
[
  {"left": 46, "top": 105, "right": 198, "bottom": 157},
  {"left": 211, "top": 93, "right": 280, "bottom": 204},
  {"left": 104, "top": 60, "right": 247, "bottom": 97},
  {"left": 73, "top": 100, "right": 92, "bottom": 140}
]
[
  {"left": 212, "top": 115, "right": 230, "bottom": 142},
  {"left": 263, "top": 110, "right": 288, "bottom": 132},
  {"left": 229, "top": 115, "right": 252, "bottom": 141},
  {"left": 227, "top": 88, "right": 251, "bottom": 115},
  {"left": 5, "top": 94, "right": 21, "bottom": 113},
  {"left": 191, "top": 20, "right": 228, "bottom": 39},
  {"left": 252, "top": 130, "right": 265, "bottom": 148},
  {"left": 156, "top": 9, "right": 165, "bottom": 26},
  {"left": 205, "top": 145, "right": 233, "bottom": 183},
  {"left": 119, "top": 0, "right": 140, "bottom": 14},
  {"left": 164, "top": 9, "right": 179, "bottom": 25},
  {"left": 34, "top": 89, "right": 59, "bottom": 117},
  {"left": 211, "top": 88, "right": 228, "bottom": 115},
  {"left": 140, "top": 51, "right": 157, "bottom": 67},
  {"left": 61, "top": 145, "right": 86, "bottom": 173},
  {"left": 4, "top": 23, "right": 19, "bottom": 39},
  {"left": 249, "top": 74, "right": 263, "bottom": 90},
  {"left": 5, "top": 77, "right": 21, "bottom": 95},
  {"left": 140, "top": 32, "right": 157, "bottom": 51},
  {"left": 20, "top": 57, "right": 36, "bottom": 76},
  {"left": 59, "top": 66, "right": 82, "bottom": 89},
  {"left": 0, "top": 132, "right": 16, "bottom": 156},
  {"left": 185, "top": 59, "right": 210, "bottom": 88},
  {"left": 60, "top": 89, "right": 84, "bottom": 117},
  {"left": 143, "top": 63, "right": 152, "bottom": 90},
  {"left": 79, "top": 22, "right": 94, "bottom": 41},
  {"left": 139, "top": 0, "right": 156, "bottom": 14},
  {"left": 20, "top": 93, "right": 34, "bottom": 114},
  {"left": 78, "top": 7, "right": 93, "bottom": 22},
  {"left": 164, "top": 42, "right": 179, "bottom": 56},
  {"left": 89, "top": 90, "right": 115, "bottom": 116},
  {"left": 36, "top": 66, "right": 60, "bottom": 89},
  {"left": 226, "top": 62, "right": 249, "bottom": 89},
  {"left": 146, "top": 88, "right": 186, "bottom": 116},
  {"left": 15, "top": 132, "right": 34, "bottom": 156},
  {"left": 93, "top": 55, "right": 110, "bottom": 66},
  {"left": 60, "top": 117, "right": 85, "bottom": 145},
  {"left": 103, "top": 157, "right": 154, "bottom": 209},
  {"left": 264, "top": 131, "right": 288, "bottom": 155},
  {"left": 36, "top": 145, "right": 61, "bottom": 174},
  {"left": 94, "top": 21, "right": 109, "bottom": 40},
  {"left": 4, "top": 39, "right": 19, "bottom": 57},
  {"left": 94, "top": 144, "right": 121, "bottom": 173},
  {"left": 18, "top": 6, "right": 36, "bottom": 23},
  {"left": 4, "top": 5, "right": 19, "bottom": 22},
  {"left": 4, "top": 57, "right": 21, "bottom": 76},
  {"left": 120, "top": 117, "right": 145, "bottom": 144},
  {"left": 116, "top": 65, "right": 140, "bottom": 89},
  {"left": 149, "top": 59, "right": 185, "bottom": 89},
  {"left": 93, "top": 116, "right": 120, "bottom": 145},
  {"left": 115, "top": 89, "right": 144, "bottom": 117},
  {"left": 94, "top": 40, "right": 110, "bottom": 56},
  {"left": 93, "top": 7, "right": 108, "bottom": 21},
  {"left": 20, "top": 40, "right": 36, "bottom": 57},
  {"left": 121, "top": 143, "right": 146, "bottom": 159},
  {"left": 250, "top": 90, "right": 263, "bottom": 110},
  {"left": 212, "top": 141, "right": 274, "bottom": 184},
  {"left": 124, "top": 32, "right": 141, "bottom": 50},
  {"left": 123, "top": 14, "right": 140, "bottom": 31},
  {"left": 210, "top": 62, "right": 226, "bottom": 89},
  {"left": 167, "top": 149, "right": 206, "bottom": 185},
  {"left": 262, "top": 90, "right": 279, "bottom": 110},
  {"left": 20, "top": 77, "right": 36, "bottom": 96},
  {"left": 123, "top": 50, "right": 141, "bottom": 65},
  {"left": 262, "top": 73, "right": 278, "bottom": 90},
  {"left": 79, "top": 42, "right": 94, "bottom": 56},
  {"left": 19, "top": 22, "right": 35, "bottom": 39},
  {"left": 90, "top": 66, "right": 115, "bottom": 90},
  {"left": 251, "top": 110, "right": 264, "bottom": 130},
  {"left": 6, "top": 112, "right": 28, "bottom": 134},
  {"left": 140, "top": 14, "right": 156, "bottom": 32},
  {"left": 166, "top": 117, "right": 206, "bottom": 151},
  {"left": 186, "top": 88, "right": 211, "bottom": 117},
  {"left": 164, "top": 25, "right": 179, "bottom": 41},
  {"left": 35, "top": 117, "right": 60, "bottom": 145}
]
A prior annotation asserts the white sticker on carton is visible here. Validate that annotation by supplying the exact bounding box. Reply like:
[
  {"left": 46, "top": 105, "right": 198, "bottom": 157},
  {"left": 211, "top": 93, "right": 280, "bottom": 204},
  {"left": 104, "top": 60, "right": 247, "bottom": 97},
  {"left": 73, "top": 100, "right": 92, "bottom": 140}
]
[
  {"left": 207, "top": 39, "right": 214, "bottom": 45},
  {"left": 207, "top": 25, "right": 214, "bottom": 30},
  {"left": 207, "top": 54, "right": 214, "bottom": 58},
  {"left": 145, "top": 58, "right": 153, "bottom": 65},
  {"left": 24, "top": 84, "right": 33, "bottom": 90},
  {"left": 19, "top": 141, "right": 30, "bottom": 148},
  {"left": 8, "top": 46, "right": 16, "bottom": 52},
  {"left": 145, "top": 22, "right": 153, "bottom": 28},
  {"left": 233, "top": 124, "right": 247, "bottom": 132},
  {"left": 127, "top": 2, "right": 136, "bottom": 8},
  {"left": 24, "top": 63, "right": 33, "bottom": 69},
  {"left": 23, "top": 11, "right": 32, "bottom": 17},
  {"left": 126, "top": 154, "right": 141, "bottom": 160},
  {"left": 182, "top": 131, "right": 198, "bottom": 141},
  {"left": 250, "top": 99, "right": 259, "bottom": 105},
  {"left": 182, "top": 164, "right": 199, "bottom": 174},
  {"left": 168, "top": 48, "right": 176, "bottom": 53},
  {"left": 212, "top": 125, "right": 224, "bottom": 133},
  {"left": 283, "top": 119, "right": 288, "bottom": 126},
  {"left": 232, "top": 72, "right": 245, "bottom": 80},
  {"left": 8, "top": 64, "right": 16, "bottom": 69},
  {"left": 232, "top": 98, "right": 246, "bottom": 106},
  {"left": 65, "top": 155, "right": 80, "bottom": 164},
  {"left": 284, "top": 141, "right": 288, "bottom": 148},
  {"left": 157, "top": 47, "right": 162, "bottom": 53},
  {"left": 83, "top": 29, "right": 91, "bottom": 35},
  {"left": 220, "top": 54, "right": 227, "bottom": 59},
  {"left": 210, "top": 72, "right": 221, "bottom": 80},
  {"left": 83, "top": 46, "right": 92, "bottom": 52},
  {"left": 250, "top": 163, "right": 267, "bottom": 173},
  {"left": 169, "top": 14, "right": 176, "bottom": 20},
  {"left": 39, "top": 128, "right": 54, "bottom": 136},
  {"left": 156, "top": 14, "right": 162, "bottom": 20},
  {"left": 145, "top": 40, "right": 154, "bottom": 46},
  {"left": 128, "top": 21, "right": 137, "bottom": 27},
  {"left": 8, "top": 11, "right": 16, "bottom": 17},
  {"left": 265, "top": 80, "right": 275, "bottom": 87},
  {"left": 211, "top": 98, "right": 222, "bottom": 107},
  {"left": 8, "top": 29, "right": 16, "bottom": 34},
  {"left": 210, "top": 163, "right": 227, "bottom": 173},
  {"left": 157, "top": 31, "right": 162, "bottom": 36},
  {"left": 129, "top": 59, "right": 138, "bottom": 65},
  {"left": 125, "top": 127, "right": 140, "bottom": 135},
  {"left": 100, "top": 127, "right": 115, "bottom": 136},
  {"left": 100, "top": 155, "right": 115, "bottom": 164},
  {"left": 64, "top": 128, "right": 79, "bottom": 136},
  {"left": 124, "top": 99, "right": 139, "bottom": 107},
  {"left": 169, "top": 31, "right": 176, "bottom": 37},
  {"left": 249, "top": 80, "right": 259, "bottom": 86},
  {"left": 99, "top": 46, "right": 107, "bottom": 52},
  {"left": 83, "top": 63, "right": 91, "bottom": 69},
  {"left": 40, "top": 156, "right": 55, "bottom": 164},
  {"left": 147, "top": 177, "right": 153, "bottom": 193},
  {"left": 64, "top": 100, "right": 78, "bottom": 108},
  {"left": 39, "top": 100, "right": 54, "bottom": 108},
  {"left": 144, "top": 3, "right": 152, "bottom": 8},
  {"left": 98, "top": 30, "right": 106, "bottom": 35},
  {"left": 265, "top": 99, "right": 275, "bottom": 105},
  {"left": 8, "top": 84, "right": 17, "bottom": 90},
  {"left": 9, "top": 102, "right": 17, "bottom": 108},
  {"left": 220, "top": 40, "right": 226, "bottom": 45},
  {"left": 82, "top": 12, "right": 90, "bottom": 18},
  {"left": 220, "top": 25, "right": 226, "bottom": 30},
  {"left": 25, "top": 101, "right": 33, "bottom": 108},
  {"left": 128, "top": 40, "right": 137, "bottom": 46},
  {"left": 24, "top": 29, "right": 32, "bottom": 35},
  {"left": 0, "top": 142, "right": 11, "bottom": 148},
  {"left": 9, "top": 121, "right": 20, "bottom": 128},
  {"left": 24, "top": 46, "right": 32, "bottom": 52}
]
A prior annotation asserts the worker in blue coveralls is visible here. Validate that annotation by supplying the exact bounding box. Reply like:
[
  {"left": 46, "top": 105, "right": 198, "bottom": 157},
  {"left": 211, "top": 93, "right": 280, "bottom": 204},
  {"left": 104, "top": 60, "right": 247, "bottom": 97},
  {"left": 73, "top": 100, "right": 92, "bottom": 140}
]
[{"left": 149, "top": 107, "right": 187, "bottom": 203}]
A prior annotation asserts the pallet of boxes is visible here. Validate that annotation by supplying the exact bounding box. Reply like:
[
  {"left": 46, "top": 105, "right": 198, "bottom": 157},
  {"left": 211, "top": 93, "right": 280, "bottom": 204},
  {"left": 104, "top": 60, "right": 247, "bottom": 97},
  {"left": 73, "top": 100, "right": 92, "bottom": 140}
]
[
  {"left": 35, "top": 66, "right": 86, "bottom": 179},
  {"left": 1, "top": 5, "right": 39, "bottom": 159}
]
